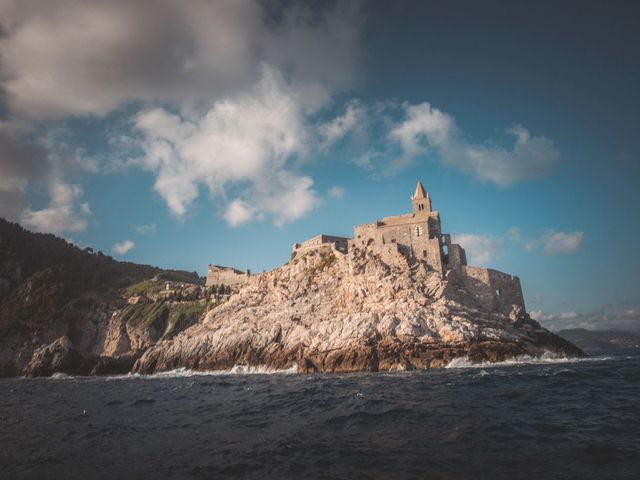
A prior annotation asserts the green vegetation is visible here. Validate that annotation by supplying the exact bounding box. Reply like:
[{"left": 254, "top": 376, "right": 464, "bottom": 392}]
[
  {"left": 120, "top": 300, "right": 208, "bottom": 334},
  {"left": 168, "top": 301, "right": 208, "bottom": 329},
  {"left": 124, "top": 279, "right": 165, "bottom": 297},
  {"left": 120, "top": 302, "right": 169, "bottom": 330}
]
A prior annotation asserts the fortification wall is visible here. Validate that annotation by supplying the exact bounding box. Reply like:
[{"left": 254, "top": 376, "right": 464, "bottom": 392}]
[
  {"left": 206, "top": 266, "right": 250, "bottom": 288},
  {"left": 449, "top": 266, "right": 525, "bottom": 316},
  {"left": 293, "top": 234, "right": 349, "bottom": 255}
]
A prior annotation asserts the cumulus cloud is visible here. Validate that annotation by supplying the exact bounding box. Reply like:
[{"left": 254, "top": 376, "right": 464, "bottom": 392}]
[
  {"left": 385, "top": 102, "right": 559, "bottom": 184},
  {"left": 112, "top": 239, "right": 135, "bottom": 256},
  {"left": 541, "top": 230, "right": 584, "bottom": 255},
  {"left": 328, "top": 186, "right": 346, "bottom": 199},
  {"left": 451, "top": 233, "right": 503, "bottom": 265},
  {"left": 21, "top": 179, "right": 92, "bottom": 234},
  {"left": 0, "top": 0, "right": 362, "bottom": 119},
  {"left": 133, "top": 67, "right": 318, "bottom": 225},
  {"left": 319, "top": 101, "right": 367, "bottom": 149},
  {"left": 224, "top": 199, "right": 257, "bottom": 227},
  {"left": 0, "top": 1, "right": 365, "bottom": 231}
]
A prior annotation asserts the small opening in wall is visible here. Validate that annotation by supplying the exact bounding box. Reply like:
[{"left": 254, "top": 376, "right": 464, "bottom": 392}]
[
  {"left": 391, "top": 238, "right": 396, "bottom": 243},
  {"left": 496, "top": 288, "right": 502, "bottom": 296}
]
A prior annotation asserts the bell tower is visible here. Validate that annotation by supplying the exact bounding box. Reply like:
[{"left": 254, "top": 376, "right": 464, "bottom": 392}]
[{"left": 411, "top": 180, "right": 432, "bottom": 214}]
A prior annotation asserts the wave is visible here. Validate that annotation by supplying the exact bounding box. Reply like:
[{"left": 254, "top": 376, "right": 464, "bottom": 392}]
[
  {"left": 445, "top": 352, "right": 614, "bottom": 369},
  {"left": 112, "top": 363, "right": 300, "bottom": 379}
]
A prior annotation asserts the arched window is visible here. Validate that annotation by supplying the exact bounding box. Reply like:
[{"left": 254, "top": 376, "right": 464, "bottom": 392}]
[{"left": 415, "top": 226, "right": 423, "bottom": 237}]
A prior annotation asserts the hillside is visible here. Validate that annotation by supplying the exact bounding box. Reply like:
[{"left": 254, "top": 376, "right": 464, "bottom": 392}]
[{"left": 0, "top": 218, "right": 207, "bottom": 376}]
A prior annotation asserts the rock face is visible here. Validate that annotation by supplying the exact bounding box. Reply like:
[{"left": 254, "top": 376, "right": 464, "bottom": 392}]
[{"left": 133, "top": 246, "right": 583, "bottom": 374}]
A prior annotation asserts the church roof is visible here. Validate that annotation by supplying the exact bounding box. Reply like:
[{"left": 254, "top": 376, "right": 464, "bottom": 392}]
[{"left": 413, "top": 181, "right": 428, "bottom": 199}]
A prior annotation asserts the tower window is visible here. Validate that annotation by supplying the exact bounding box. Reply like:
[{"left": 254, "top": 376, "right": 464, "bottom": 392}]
[{"left": 415, "top": 226, "right": 423, "bottom": 237}]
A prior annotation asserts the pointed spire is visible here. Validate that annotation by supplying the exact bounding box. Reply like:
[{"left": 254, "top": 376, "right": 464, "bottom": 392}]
[{"left": 413, "top": 180, "right": 427, "bottom": 199}]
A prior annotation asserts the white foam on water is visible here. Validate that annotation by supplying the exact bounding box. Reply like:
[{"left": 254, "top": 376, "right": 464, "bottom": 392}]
[
  {"left": 445, "top": 352, "right": 614, "bottom": 369},
  {"left": 121, "top": 362, "right": 300, "bottom": 379}
]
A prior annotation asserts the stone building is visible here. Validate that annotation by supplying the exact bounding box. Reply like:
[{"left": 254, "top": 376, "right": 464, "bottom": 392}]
[
  {"left": 292, "top": 234, "right": 349, "bottom": 255},
  {"left": 205, "top": 265, "right": 251, "bottom": 288},
  {"left": 349, "top": 181, "right": 467, "bottom": 273},
  {"left": 292, "top": 180, "right": 525, "bottom": 315},
  {"left": 292, "top": 181, "right": 467, "bottom": 274}
]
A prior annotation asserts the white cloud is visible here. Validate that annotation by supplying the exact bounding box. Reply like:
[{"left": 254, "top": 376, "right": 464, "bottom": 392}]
[
  {"left": 112, "top": 240, "right": 135, "bottom": 256},
  {"left": 0, "top": 0, "right": 362, "bottom": 119},
  {"left": 134, "top": 67, "right": 318, "bottom": 225},
  {"left": 319, "top": 101, "right": 366, "bottom": 149},
  {"left": 541, "top": 230, "right": 584, "bottom": 255},
  {"left": 451, "top": 233, "right": 503, "bottom": 265},
  {"left": 389, "top": 102, "right": 455, "bottom": 158},
  {"left": 383, "top": 103, "right": 559, "bottom": 184},
  {"left": 533, "top": 307, "right": 640, "bottom": 333},
  {"left": 530, "top": 310, "right": 556, "bottom": 322},
  {"left": 223, "top": 199, "right": 257, "bottom": 227},
  {"left": 134, "top": 224, "right": 156, "bottom": 235},
  {"left": 328, "top": 186, "right": 346, "bottom": 199},
  {"left": 21, "top": 179, "right": 91, "bottom": 234},
  {"left": 353, "top": 149, "right": 383, "bottom": 170}
]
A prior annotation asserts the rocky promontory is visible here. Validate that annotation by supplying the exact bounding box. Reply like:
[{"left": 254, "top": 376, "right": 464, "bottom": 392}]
[
  {"left": 133, "top": 246, "right": 583, "bottom": 374},
  {"left": 0, "top": 218, "right": 583, "bottom": 377}
]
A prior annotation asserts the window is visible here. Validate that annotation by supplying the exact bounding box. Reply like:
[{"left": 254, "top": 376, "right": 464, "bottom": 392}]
[
  {"left": 496, "top": 288, "right": 502, "bottom": 296},
  {"left": 415, "top": 226, "right": 423, "bottom": 237}
]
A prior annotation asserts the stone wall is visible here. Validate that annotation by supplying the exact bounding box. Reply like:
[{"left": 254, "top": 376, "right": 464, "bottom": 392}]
[
  {"left": 205, "top": 265, "right": 250, "bottom": 288},
  {"left": 449, "top": 266, "right": 525, "bottom": 316},
  {"left": 292, "top": 234, "right": 349, "bottom": 255}
]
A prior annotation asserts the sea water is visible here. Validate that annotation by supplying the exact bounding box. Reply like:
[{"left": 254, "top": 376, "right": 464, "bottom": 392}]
[{"left": 1, "top": 354, "right": 639, "bottom": 479}]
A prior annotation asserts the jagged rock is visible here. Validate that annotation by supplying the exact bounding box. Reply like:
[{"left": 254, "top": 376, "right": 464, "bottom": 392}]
[
  {"left": 133, "top": 247, "right": 584, "bottom": 374},
  {"left": 24, "top": 336, "right": 96, "bottom": 377}
]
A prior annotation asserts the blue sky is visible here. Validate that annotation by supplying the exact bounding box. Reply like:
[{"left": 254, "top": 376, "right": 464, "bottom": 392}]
[{"left": 0, "top": 1, "right": 638, "bottom": 332}]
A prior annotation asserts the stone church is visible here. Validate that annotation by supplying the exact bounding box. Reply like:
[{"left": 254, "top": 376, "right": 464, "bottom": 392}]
[{"left": 293, "top": 181, "right": 467, "bottom": 275}]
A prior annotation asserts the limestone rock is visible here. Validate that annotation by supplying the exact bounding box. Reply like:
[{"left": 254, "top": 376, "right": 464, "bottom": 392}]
[{"left": 133, "top": 247, "right": 584, "bottom": 374}]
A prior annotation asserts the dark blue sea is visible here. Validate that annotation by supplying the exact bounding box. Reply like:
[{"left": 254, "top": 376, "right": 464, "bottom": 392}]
[{"left": 1, "top": 354, "right": 639, "bottom": 479}]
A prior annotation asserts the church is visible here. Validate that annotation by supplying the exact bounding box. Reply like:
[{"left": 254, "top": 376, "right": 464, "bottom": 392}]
[{"left": 292, "top": 181, "right": 467, "bottom": 275}]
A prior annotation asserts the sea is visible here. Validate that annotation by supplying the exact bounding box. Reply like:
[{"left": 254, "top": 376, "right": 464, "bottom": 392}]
[{"left": 1, "top": 354, "right": 639, "bottom": 480}]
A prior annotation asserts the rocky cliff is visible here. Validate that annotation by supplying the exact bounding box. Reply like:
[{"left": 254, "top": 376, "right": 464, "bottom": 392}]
[
  {"left": 0, "top": 219, "right": 583, "bottom": 377},
  {"left": 133, "top": 246, "right": 583, "bottom": 374}
]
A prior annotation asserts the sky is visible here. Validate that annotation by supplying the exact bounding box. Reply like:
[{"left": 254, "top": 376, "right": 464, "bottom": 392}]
[{"left": 0, "top": 0, "right": 638, "bottom": 332}]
